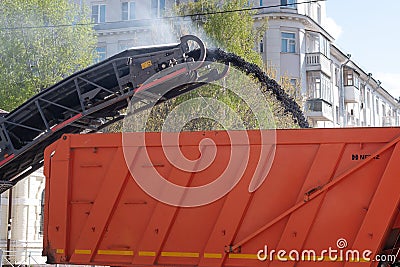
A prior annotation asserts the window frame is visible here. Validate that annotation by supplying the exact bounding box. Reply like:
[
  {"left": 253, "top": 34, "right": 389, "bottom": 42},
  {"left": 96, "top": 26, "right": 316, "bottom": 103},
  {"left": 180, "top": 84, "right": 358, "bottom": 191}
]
[
  {"left": 281, "top": 0, "right": 297, "bottom": 9},
  {"left": 335, "top": 67, "right": 340, "bottom": 87},
  {"left": 281, "top": 32, "right": 296, "bottom": 53},
  {"left": 39, "top": 190, "right": 45, "bottom": 236},
  {"left": 122, "top": 1, "right": 136, "bottom": 21},
  {"left": 343, "top": 68, "right": 360, "bottom": 88},
  {"left": 91, "top": 4, "right": 106, "bottom": 23},
  {"left": 376, "top": 99, "right": 380, "bottom": 115},
  {"left": 151, "top": 0, "right": 166, "bottom": 16},
  {"left": 336, "top": 106, "right": 340, "bottom": 125},
  {"left": 307, "top": 71, "right": 332, "bottom": 103},
  {"left": 316, "top": 4, "right": 321, "bottom": 24}
]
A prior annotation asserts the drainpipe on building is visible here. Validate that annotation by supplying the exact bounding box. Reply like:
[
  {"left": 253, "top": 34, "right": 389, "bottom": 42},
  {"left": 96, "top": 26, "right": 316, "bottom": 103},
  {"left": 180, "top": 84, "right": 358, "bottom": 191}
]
[
  {"left": 6, "top": 188, "right": 12, "bottom": 260},
  {"left": 339, "top": 54, "right": 351, "bottom": 127},
  {"left": 362, "top": 73, "right": 372, "bottom": 126},
  {"left": 372, "top": 80, "right": 381, "bottom": 126}
]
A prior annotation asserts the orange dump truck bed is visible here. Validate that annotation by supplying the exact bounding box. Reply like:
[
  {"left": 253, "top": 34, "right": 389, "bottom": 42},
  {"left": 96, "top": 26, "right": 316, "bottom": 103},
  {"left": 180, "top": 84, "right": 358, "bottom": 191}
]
[{"left": 43, "top": 128, "right": 400, "bottom": 266}]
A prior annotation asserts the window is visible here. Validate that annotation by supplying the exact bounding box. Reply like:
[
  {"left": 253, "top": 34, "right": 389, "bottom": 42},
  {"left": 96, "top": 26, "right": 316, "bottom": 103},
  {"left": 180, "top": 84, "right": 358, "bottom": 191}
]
[
  {"left": 336, "top": 106, "right": 339, "bottom": 124},
  {"left": 344, "top": 69, "right": 353, "bottom": 86},
  {"left": 306, "top": 3, "right": 311, "bottom": 16},
  {"left": 320, "top": 36, "right": 330, "bottom": 57},
  {"left": 259, "top": 39, "right": 264, "bottom": 53},
  {"left": 281, "top": 0, "right": 296, "bottom": 8},
  {"left": 39, "top": 190, "right": 45, "bottom": 235},
  {"left": 122, "top": 1, "right": 136, "bottom": 20},
  {"left": 309, "top": 74, "right": 321, "bottom": 98},
  {"left": 354, "top": 74, "right": 359, "bottom": 88},
  {"left": 335, "top": 67, "right": 340, "bottom": 87},
  {"left": 160, "top": 0, "right": 166, "bottom": 12},
  {"left": 281, "top": 32, "right": 296, "bottom": 53},
  {"left": 344, "top": 68, "right": 360, "bottom": 88},
  {"left": 96, "top": 46, "right": 107, "bottom": 62},
  {"left": 92, "top": 4, "right": 106, "bottom": 23},
  {"left": 260, "top": 0, "right": 263, "bottom": 6},
  {"left": 376, "top": 99, "right": 379, "bottom": 115},
  {"left": 317, "top": 4, "right": 321, "bottom": 24},
  {"left": 366, "top": 91, "right": 371, "bottom": 108},
  {"left": 307, "top": 72, "right": 332, "bottom": 103},
  {"left": 306, "top": 32, "right": 319, "bottom": 53},
  {"left": 151, "top": 0, "right": 157, "bottom": 16},
  {"left": 360, "top": 85, "right": 365, "bottom": 106},
  {"left": 151, "top": 0, "right": 166, "bottom": 16}
]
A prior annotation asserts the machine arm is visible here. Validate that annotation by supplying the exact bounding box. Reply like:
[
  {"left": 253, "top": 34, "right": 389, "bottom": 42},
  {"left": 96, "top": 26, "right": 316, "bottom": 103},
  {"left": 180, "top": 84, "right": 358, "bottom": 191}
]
[{"left": 0, "top": 35, "right": 226, "bottom": 193}]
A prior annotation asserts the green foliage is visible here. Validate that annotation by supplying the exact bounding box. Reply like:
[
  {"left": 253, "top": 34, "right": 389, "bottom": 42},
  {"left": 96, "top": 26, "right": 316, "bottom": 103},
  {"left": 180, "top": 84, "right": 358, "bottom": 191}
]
[
  {"left": 113, "top": 0, "right": 302, "bottom": 133},
  {"left": 176, "top": 0, "right": 266, "bottom": 66},
  {"left": 0, "top": 0, "right": 97, "bottom": 111}
]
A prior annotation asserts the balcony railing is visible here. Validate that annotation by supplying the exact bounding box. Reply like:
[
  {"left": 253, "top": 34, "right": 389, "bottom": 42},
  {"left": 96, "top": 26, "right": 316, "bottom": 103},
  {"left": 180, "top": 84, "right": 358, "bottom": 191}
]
[
  {"left": 305, "top": 52, "right": 331, "bottom": 76},
  {"left": 0, "top": 249, "right": 46, "bottom": 267},
  {"left": 94, "top": 20, "right": 153, "bottom": 31}
]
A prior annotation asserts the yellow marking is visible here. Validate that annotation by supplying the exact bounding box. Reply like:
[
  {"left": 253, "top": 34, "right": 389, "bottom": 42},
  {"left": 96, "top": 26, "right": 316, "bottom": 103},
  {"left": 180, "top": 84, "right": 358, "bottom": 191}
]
[
  {"left": 228, "top": 253, "right": 259, "bottom": 259},
  {"left": 75, "top": 249, "right": 91, "bottom": 255},
  {"left": 56, "top": 249, "right": 64, "bottom": 254},
  {"left": 141, "top": 60, "right": 152, "bottom": 69},
  {"left": 204, "top": 253, "right": 222, "bottom": 259},
  {"left": 139, "top": 251, "right": 156, "bottom": 257},
  {"left": 97, "top": 250, "right": 134, "bottom": 256},
  {"left": 161, "top": 251, "right": 199, "bottom": 258},
  {"left": 270, "top": 256, "right": 371, "bottom": 262}
]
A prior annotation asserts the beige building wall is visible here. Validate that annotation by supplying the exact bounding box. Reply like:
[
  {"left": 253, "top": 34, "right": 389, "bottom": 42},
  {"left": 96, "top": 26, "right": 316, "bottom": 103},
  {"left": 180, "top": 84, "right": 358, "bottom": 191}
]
[{"left": 0, "top": 169, "right": 46, "bottom": 265}]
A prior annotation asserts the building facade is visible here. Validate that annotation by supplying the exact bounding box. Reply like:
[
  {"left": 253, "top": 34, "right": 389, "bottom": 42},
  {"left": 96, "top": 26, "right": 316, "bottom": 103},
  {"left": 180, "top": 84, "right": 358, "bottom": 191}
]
[
  {"left": 84, "top": 0, "right": 400, "bottom": 128},
  {"left": 0, "top": 169, "right": 46, "bottom": 265},
  {"left": 254, "top": 0, "right": 400, "bottom": 128}
]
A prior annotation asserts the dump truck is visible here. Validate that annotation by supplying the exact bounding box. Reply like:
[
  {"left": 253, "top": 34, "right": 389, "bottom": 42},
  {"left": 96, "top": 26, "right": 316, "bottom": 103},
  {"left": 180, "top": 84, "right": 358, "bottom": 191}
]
[{"left": 43, "top": 128, "right": 400, "bottom": 267}]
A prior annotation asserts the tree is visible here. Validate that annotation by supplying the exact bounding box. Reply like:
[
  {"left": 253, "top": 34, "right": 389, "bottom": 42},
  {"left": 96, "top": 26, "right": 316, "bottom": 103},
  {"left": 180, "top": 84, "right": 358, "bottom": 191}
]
[
  {"left": 120, "top": 0, "right": 302, "bottom": 133},
  {"left": 171, "top": 0, "right": 301, "bottom": 130},
  {"left": 175, "top": 0, "right": 266, "bottom": 66},
  {"left": 0, "top": 0, "right": 97, "bottom": 111}
]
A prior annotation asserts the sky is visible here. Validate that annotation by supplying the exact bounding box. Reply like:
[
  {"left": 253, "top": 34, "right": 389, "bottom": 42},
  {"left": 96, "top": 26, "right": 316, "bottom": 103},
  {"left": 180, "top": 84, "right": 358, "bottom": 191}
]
[{"left": 324, "top": 0, "right": 400, "bottom": 98}]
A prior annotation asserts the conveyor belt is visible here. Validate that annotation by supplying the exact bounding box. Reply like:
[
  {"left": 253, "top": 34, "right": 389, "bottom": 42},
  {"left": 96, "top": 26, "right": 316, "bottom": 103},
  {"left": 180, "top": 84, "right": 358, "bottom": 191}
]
[
  {"left": 0, "top": 35, "right": 308, "bottom": 193},
  {"left": 0, "top": 35, "right": 220, "bottom": 193}
]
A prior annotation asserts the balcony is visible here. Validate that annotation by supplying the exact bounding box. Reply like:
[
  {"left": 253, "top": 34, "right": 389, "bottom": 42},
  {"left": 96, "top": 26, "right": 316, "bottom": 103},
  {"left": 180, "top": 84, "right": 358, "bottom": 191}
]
[
  {"left": 305, "top": 52, "right": 331, "bottom": 76},
  {"left": 305, "top": 98, "right": 333, "bottom": 121},
  {"left": 94, "top": 20, "right": 152, "bottom": 31},
  {"left": 344, "top": 86, "right": 360, "bottom": 103}
]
